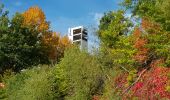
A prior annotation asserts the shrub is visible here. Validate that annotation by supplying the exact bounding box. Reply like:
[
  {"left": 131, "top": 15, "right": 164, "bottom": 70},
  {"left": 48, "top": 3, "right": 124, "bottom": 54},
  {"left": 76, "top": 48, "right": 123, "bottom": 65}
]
[
  {"left": 2, "top": 65, "right": 67, "bottom": 100},
  {"left": 56, "top": 46, "right": 104, "bottom": 100}
]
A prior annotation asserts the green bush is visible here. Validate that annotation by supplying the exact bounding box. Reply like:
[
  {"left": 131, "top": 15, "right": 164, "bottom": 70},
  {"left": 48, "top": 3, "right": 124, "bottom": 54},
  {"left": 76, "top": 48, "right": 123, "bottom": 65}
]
[
  {"left": 0, "top": 46, "right": 104, "bottom": 100},
  {"left": 56, "top": 46, "right": 104, "bottom": 100},
  {"left": 2, "top": 65, "right": 67, "bottom": 100}
]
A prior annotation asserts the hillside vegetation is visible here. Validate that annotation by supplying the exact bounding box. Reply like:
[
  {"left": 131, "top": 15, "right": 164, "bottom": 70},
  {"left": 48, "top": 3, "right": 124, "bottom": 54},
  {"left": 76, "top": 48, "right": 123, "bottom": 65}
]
[{"left": 0, "top": 0, "right": 170, "bottom": 100}]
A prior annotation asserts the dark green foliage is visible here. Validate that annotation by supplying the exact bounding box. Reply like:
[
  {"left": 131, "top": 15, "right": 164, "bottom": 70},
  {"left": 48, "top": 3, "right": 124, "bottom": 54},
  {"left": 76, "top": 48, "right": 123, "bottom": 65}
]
[
  {"left": 0, "top": 89, "right": 6, "bottom": 99},
  {"left": 0, "top": 4, "right": 9, "bottom": 33},
  {"left": 0, "top": 12, "right": 50, "bottom": 73}
]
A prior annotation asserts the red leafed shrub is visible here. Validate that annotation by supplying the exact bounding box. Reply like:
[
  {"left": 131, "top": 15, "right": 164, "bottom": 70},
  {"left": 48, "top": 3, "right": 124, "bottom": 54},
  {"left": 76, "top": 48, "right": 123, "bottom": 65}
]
[
  {"left": 111, "top": 17, "right": 169, "bottom": 100},
  {"left": 125, "top": 60, "right": 170, "bottom": 99},
  {"left": 132, "top": 82, "right": 143, "bottom": 92},
  {"left": 115, "top": 72, "right": 128, "bottom": 90},
  {"left": 112, "top": 59, "right": 170, "bottom": 99},
  {"left": 130, "top": 68, "right": 170, "bottom": 99}
]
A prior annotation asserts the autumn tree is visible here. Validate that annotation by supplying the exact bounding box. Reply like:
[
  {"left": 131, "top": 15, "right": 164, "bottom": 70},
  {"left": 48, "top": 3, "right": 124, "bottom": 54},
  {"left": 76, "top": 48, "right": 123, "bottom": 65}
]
[
  {"left": 42, "top": 32, "right": 71, "bottom": 64},
  {"left": 96, "top": 0, "right": 170, "bottom": 99},
  {"left": 97, "top": 10, "right": 137, "bottom": 99},
  {"left": 0, "top": 13, "right": 51, "bottom": 73},
  {"left": 0, "top": 5, "right": 70, "bottom": 73},
  {"left": 22, "top": 6, "right": 49, "bottom": 33},
  {"left": 109, "top": 0, "right": 170, "bottom": 99},
  {"left": 22, "top": 6, "right": 71, "bottom": 64}
]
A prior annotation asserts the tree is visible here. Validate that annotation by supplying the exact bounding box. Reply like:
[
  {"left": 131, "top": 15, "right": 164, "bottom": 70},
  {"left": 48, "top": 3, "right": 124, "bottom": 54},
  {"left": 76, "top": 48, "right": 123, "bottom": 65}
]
[
  {"left": 0, "top": 13, "right": 50, "bottom": 73},
  {"left": 0, "top": 6, "right": 51, "bottom": 73},
  {"left": 22, "top": 6, "right": 49, "bottom": 33},
  {"left": 96, "top": 0, "right": 170, "bottom": 99},
  {"left": 102, "top": 0, "right": 170, "bottom": 99},
  {"left": 0, "top": 5, "right": 71, "bottom": 73},
  {"left": 22, "top": 6, "right": 71, "bottom": 64},
  {"left": 42, "top": 32, "right": 71, "bottom": 64},
  {"left": 98, "top": 10, "right": 133, "bottom": 48},
  {"left": 0, "top": 4, "right": 9, "bottom": 34},
  {"left": 98, "top": 10, "right": 135, "bottom": 72},
  {"left": 122, "top": 0, "right": 170, "bottom": 68},
  {"left": 122, "top": 0, "right": 170, "bottom": 31}
]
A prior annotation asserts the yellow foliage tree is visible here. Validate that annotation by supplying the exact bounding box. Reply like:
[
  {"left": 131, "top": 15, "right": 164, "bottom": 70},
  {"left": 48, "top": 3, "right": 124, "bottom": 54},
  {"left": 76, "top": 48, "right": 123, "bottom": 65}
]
[
  {"left": 42, "top": 32, "right": 71, "bottom": 64},
  {"left": 22, "top": 6, "right": 71, "bottom": 64},
  {"left": 22, "top": 6, "right": 49, "bottom": 32},
  {"left": 59, "top": 36, "right": 71, "bottom": 48}
]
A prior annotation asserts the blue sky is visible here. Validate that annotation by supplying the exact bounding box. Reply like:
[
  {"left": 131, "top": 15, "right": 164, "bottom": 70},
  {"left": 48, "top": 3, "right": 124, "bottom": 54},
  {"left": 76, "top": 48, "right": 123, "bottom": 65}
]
[
  {"left": 1, "top": 0, "right": 122, "bottom": 35},
  {"left": 1, "top": 0, "right": 123, "bottom": 50}
]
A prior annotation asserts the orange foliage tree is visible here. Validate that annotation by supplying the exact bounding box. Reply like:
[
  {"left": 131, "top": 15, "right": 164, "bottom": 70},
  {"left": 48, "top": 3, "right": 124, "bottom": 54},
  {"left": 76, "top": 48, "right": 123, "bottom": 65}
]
[
  {"left": 104, "top": 17, "right": 170, "bottom": 100},
  {"left": 42, "top": 32, "right": 71, "bottom": 64},
  {"left": 22, "top": 6, "right": 49, "bottom": 32},
  {"left": 133, "top": 27, "right": 148, "bottom": 65},
  {"left": 22, "top": 6, "right": 71, "bottom": 64},
  {"left": 120, "top": 18, "right": 170, "bottom": 99},
  {"left": 133, "top": 18, "right": 162, "bottom": 67}
]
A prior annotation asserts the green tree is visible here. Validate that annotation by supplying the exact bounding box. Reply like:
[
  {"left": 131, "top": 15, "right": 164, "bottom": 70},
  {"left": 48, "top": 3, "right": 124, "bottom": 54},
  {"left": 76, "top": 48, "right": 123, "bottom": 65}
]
[
  {"left": 98, "top": 10, "right": 133, "bottom": 48},
  {"left": 122, "top": 0, "right": 170, "bottom": 67},
  {"left": 0, "top": 5, "right": 71, "bottom": 73},
  {"left": 0, "top": 4, "right": 10, "bottom": 73},
  {"left": 98, "top": 10, "right": 135, "bottom": 72},
  {"left": 0, "top": 12, "right": 50, "bottom": 73},
  {"left": 0, "top": 4, "right": 9, "bottom": 33},
  {"left": 122, "top": 0, "right": 170, "bottom": 31}
]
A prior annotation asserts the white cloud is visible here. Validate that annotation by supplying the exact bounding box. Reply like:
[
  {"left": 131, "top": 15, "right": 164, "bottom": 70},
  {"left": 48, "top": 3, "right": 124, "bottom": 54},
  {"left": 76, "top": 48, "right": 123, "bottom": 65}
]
[
  {"left": 89, "top": 12, "right": 103, "bottom": 26},
  {"left": 14, "top": 1, "right": 22, "bottom": 6},
  {"left": 93, "top": 13, "right": 103, "bottom": 26}
]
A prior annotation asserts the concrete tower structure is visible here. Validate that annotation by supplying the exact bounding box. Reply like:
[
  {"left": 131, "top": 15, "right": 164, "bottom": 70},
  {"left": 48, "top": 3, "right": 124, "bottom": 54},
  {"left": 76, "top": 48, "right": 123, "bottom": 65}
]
[{"left": 68, "top": 26, "right": 88, "bottom": 49}]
